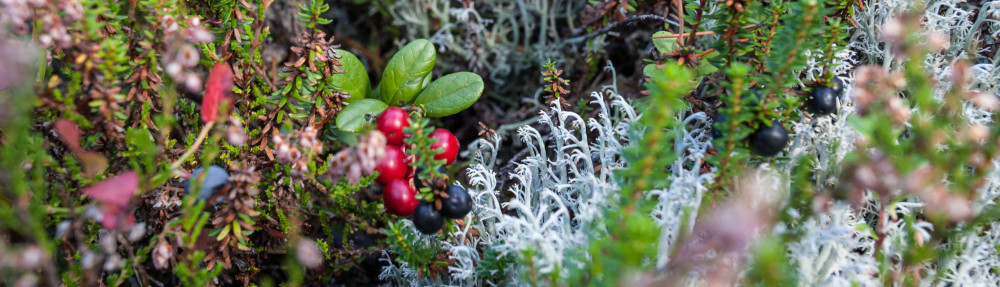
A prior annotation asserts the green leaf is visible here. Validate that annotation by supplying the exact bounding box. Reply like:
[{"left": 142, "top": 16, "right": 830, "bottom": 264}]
[
  {"left": 379, "top": 39, "right": 436, "bottom": 106},
  {"left": 693, "top": 51, "right": 720, "bottom": 75},
  {"left": 652, "top": 31, "right": 679, "bottom": 55},
  {"left": 329, "top": 49, "right": 371, "bottom": 102},
  {"left": 336, "top": 99, "right": 388, "bottom": 132},
  {"left": 856, "top": 223, "right": 878, "bottom": 240},
  {"left": 419, "top": 73, "right": 432, "bottom": 91},
  {"left": 371, "top": 84, "right": 381, "bottom": 99},
  {"left": 413, "top": 72, "right": 484, "bottom": 117}
]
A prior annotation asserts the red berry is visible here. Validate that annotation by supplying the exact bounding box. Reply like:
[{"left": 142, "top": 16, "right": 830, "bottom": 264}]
[
  {"left": 376, "top": 146, "right": 407, "bottom": 185},
  {"left": 383, "top": 179, "right": 418, "bottom": 216},
  {"left": 376, "top": 107, "right": 410, "bottom": 146},
  {"left": 429, "top": 128, "right": 459, "bottom": 166}
]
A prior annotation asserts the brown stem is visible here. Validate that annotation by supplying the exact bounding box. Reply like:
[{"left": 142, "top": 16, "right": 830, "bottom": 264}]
[
  {"left": 652, "top": 24, "right": 760, "bottom": 39},
  {"left": 685, "top": 0, "right": 710, "bottom": 46},
  {"left": 675, "top": 0, "right": 685, "bottom": 46},
  {"left": 692, "top": 48, "right": 716, "bottom": 60}
]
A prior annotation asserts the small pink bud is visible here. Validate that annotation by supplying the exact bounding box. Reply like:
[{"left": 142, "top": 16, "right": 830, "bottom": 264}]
[
  {"left": 296, "top": 239, "right": 323, "bottom": 269},
  {"left": 227, "top": 125, "right": 246, "bottom": 146}
]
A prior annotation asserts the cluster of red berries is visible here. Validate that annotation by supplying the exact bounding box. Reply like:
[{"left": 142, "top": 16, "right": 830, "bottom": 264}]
[{"left": 373, "top": 107, "right": 472, "bottom": 234}]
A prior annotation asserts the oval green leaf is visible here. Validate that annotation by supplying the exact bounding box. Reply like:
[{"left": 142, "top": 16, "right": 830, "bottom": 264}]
[
  {"left": 329, "top": 49, "right": 370, "bottom": 102},
  {"left": 652, "top": 31, "right": 679, "bottom": 55},
  {"left": 413, "top": 72, "right": 484, "bottom": 117},
  {"left": 379, "top": 39, "right": 436, "bottom": 106},
  {"left": 336, "top": 99, "right": 388, "bottom": 132},
  {"left": 419, "top": 73, "right": 432, "bottom": 91}
]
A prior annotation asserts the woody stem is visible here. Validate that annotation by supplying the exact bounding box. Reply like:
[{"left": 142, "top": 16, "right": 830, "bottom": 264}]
[{"left": 170, "top": 121, "right": 215, "bottom": 172}]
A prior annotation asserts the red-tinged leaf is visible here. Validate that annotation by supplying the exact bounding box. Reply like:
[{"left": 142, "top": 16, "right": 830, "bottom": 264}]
[
  {"left": 202, "top": 63, "right": 234, "bottom": 123},
  {"left": 99, "top": 205, "right": 135, "bottom": 230},
  {"left": 53, "top": 119, "right": 109, "bottom": 178},
  {"left": 53, "top": 119, "right": 82, "bottom": 152},
  {"left": 83, "top": 171, "right": 139, "bottom": 208}
]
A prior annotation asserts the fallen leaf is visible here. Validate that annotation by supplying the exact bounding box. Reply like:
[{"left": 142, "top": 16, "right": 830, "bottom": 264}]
[
  {"left": 53, "top": 119, "right": 82, "bottom": 153},
  {"left": 78, "top": 151, "right": 108, "bottom": 178}
]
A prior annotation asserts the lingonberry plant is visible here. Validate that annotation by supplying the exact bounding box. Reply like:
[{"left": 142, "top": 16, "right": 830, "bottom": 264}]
[{"left": 5, "top": 0, "right": 1000, "bottom": 286}]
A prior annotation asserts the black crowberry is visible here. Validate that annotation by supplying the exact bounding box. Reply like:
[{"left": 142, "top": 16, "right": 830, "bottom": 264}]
[
  {"left": 749, "top": 122, "right": 789, "bottom": 157},
  {"left": 830, "top": 77, "right": 844, "bottom": 95},
  {"left": 413, "top": 166, "right": 447, "bottom": 191},
  {"left": 711, "top": 113, "right": 727, "bottom": 139},
  {"left": 440, "top": 184, "right": 472, "bottom": 219},
  {"left": 412, "top": 202, "right": 444, "bottom": 234},
  {"left": 807, "top": 86, "right": 837, "bottom": 116}
]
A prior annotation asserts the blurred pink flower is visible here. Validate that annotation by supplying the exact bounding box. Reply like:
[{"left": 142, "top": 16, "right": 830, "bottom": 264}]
[
  {"left": 296, "top": 239, "right": 323, "bottom": 269},
  {"left": 152, "top": 240, "right": 173, "bottom": 270},
  {"left": 0, "top": 39, "right": 38, "bottom": 90}
]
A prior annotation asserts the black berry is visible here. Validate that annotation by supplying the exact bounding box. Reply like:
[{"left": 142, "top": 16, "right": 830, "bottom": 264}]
[
  {"left": 413, "top": 166, "right": 447, "bottom": 191},
  {"left": 830, "top": 77, "right": 844, "bottom": 95},
  {"left": 749, "top": 122, "right": 789, "bottom": 157},
  {"left": 440, "top": 185, "right": 472, "bottom": 219},
  {"left": 807, "top": 86, "right": 837, "bottom": 116},
  {"left": 711, "top": 113, "right": 727, "bottom": 139},
  {"left": 186, "top": 166, "right": 229, "bottom": 201},
  {"left": 412, "top": 202, "right": 444, "bottom": 234}
]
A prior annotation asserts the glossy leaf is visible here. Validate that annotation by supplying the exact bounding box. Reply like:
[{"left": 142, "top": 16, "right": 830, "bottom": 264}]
[
  {"left": 413, "top": 72, "right": 484, "bottom": 117},
  {"left": 419, "top": 73, "right": 432, "bottom": 91},
  {"left": 336, "top": 99, "right": 388, "bottom": 132},
  {"left": 329, "top": 49, "right": 370, "bottom": 102},
  {"left": 379, "top": 39, "right": 436, "bottom": 106},
  {"left": 202, "top": 63, "right": 234, "bottom": 123}
]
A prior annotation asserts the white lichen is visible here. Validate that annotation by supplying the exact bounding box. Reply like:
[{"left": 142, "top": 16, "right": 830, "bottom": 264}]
[{"left": 379, "top": 1, "right": 1000, "bottom": 286}]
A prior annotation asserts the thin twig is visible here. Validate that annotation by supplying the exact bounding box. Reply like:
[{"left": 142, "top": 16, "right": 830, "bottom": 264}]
[
  {"left": 573, "top": 15, "right": 682, "bottom": 41},
  {"left": 340, "top": 37, "right": 386, "bottom": 73},
  {"left": 675, "top": 0, "right": 684, "bottom": 46},
  {"left": 692, "top": 48, "right": 716, "bottom": 60},
  {"left": 652, "top": 24, "right": 760, "bottom": 39},
  {"left": 169, "top": 121, "right": 215, "bottom": 171},
  {"left": 687, "top": 0, "right": 709, "bottom": 46}
]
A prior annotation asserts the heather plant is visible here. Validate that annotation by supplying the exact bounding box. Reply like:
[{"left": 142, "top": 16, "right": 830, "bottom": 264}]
[
  {"left": 0, "top": 0, "right": 482, "bottom": 284},
  {"left": 5, "top": 0, "right": 1000, "bottom": 286}
]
